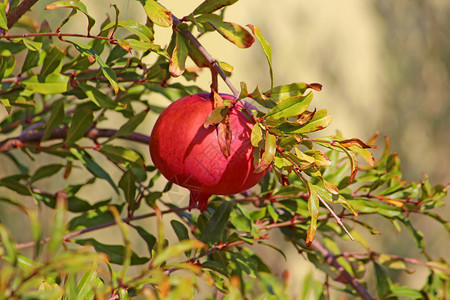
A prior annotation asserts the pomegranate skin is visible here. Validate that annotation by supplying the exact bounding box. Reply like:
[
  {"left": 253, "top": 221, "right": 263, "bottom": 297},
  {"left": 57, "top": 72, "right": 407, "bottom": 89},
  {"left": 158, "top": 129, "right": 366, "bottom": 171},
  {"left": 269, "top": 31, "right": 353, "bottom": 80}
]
[{"left": 149, "top": 93, "right": 267, "bottom": 211}]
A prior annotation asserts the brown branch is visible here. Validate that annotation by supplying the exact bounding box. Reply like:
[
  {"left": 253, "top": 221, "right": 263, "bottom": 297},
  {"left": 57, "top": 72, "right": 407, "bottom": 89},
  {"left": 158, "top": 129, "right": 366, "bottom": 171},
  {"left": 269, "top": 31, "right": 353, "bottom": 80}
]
[
  {"left": 0, "top": 127, "right": 150, "bottom": 151},
  {"left": 172, "top": 15, "right": 240, "bottom": 99},
  {"left": 310, "top": 240, "right": 374, "bottom": 300},
  {"left": 6, "top": 0, "right": 39, "bottom": 30}
]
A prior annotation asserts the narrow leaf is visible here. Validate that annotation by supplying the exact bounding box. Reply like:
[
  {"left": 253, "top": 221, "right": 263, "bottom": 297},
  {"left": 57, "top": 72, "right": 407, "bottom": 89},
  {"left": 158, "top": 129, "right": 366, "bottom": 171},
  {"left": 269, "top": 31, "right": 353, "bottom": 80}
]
[
  {"left": 247, "top": 24, "right": 273, "bottom": 91},
  {"left": 197, "top": 15, "right": 254, "bottom": 48},
  {"left": 70, "top": 148, "right": 119, "bottom": 194},
  {"left": 204, "top": 106, "right": 229, "bottom": 128},
  {"left": 45, "top": 0, "right": 95, "bottom": 34},
  {"left": 22, "top": 74, "right": 69, "bottom": 95},
  {"left": 152, "top": 239, "right": 205, "bottom": 267},
  {"left": 254, "top": 131, "right": 276, "bottom": 173},
  {"left": 169, "top": 32, "right": 189, "bottom": 77},
  {"left": 200, "top": 201, "right": 233, "bottom": 244},
  {"left": 119, "top": 170, "right": 137, "bottom": 211},
  {"left": 193, "top": 0, "right": 239, "bottom": 15},
  {"left": 306, "top": 183, "right": 319, "bottom": 247},
  {"left": 265, "top": 92, "right": 313, "bottom": 119},
  {"left": 32, "top": 164, "right": 65, "bottom": 183},
  {"left": 109, "top": 110, "right": 148, "bottom": 141},
  {"left": 65, "top": 108, "right": 94, "bottom": 146},
  {"left": 0, "top": 3, "right": 7, "bottom": 30},
  {"left": 71, "top": 41, "right": 119, "bottom": 94},
  {"left": 99, "top": 145, "right": 145, "bottom": 167},
  {"left": 42, "top": 100, "right": 65, "bottom": 141}
]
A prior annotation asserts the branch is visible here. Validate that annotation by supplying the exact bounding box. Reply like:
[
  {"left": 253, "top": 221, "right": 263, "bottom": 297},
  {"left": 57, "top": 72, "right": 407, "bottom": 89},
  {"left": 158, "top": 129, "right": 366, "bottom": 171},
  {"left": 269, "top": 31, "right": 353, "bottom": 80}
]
[
  {"left": 0, "top": 0, "right": 39, "bottom": 35},
  {"left": 172, "top": 15, "right": 240, "bottom": 99},
  {"left": 310, "top": 240, "right": 374, "bottom": 300},
  {"left": 0, "top": 127, "right": 150, "bottom": 151}
]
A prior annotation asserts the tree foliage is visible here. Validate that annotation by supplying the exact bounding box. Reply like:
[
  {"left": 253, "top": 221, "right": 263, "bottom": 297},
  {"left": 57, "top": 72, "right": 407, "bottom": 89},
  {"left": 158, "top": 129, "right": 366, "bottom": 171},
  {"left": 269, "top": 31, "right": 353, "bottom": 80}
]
[{"left": 0, "top": 0, "right": 449, "bottom": 299}]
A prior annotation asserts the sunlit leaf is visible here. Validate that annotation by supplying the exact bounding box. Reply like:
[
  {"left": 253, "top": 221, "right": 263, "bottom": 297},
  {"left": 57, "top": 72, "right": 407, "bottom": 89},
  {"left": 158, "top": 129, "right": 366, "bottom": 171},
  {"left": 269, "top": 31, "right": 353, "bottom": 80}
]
[
  {"left": 152, "top": 239, "right": 205, "bottom": 267},
  {"left": 22, "top": 73, "right": 69, "bottom": 95},
  {"left": 265, "top": 92, "right": 313, "bottom": 119},
  {"left": 45, "top": 0, "right": 96, "bottom": 34},
  {"left": 254, "top": 131, "right": 276, "bottom": 173},
  {"left": 197, "top": 15, "right": 254, "bottom": 48},
  {"left": 143, "top": 0, "right": 173, "bottom": 27},
  {"left": 193, "top": 0, "right": 239, "bottom": 15},
  {"left": 169, "top": 32, "right": 189, "bottom": 77},
  {"left": 247, "top": 24, "right": 273, "bottom": 91}
]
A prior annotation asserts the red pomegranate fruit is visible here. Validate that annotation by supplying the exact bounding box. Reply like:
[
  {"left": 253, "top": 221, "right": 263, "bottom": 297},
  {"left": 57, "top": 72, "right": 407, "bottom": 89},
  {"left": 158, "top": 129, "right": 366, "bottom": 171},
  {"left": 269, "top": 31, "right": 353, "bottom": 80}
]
[{"left": 149, "top": 93, "right": 268, "bottom": 211}]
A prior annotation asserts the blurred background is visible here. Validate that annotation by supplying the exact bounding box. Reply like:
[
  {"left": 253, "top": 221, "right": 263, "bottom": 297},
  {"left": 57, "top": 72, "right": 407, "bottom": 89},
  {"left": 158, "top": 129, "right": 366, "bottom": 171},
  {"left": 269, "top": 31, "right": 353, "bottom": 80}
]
[{"left": 2, "top": 0, "right": 449, "bottom": 297}]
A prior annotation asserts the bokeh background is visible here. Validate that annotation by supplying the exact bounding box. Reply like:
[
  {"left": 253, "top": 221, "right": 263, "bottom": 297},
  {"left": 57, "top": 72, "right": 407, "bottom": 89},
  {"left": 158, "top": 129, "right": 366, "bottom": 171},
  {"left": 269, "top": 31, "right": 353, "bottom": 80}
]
[{"left": 1, "top": 0, "right": 449, "bottom": 297}]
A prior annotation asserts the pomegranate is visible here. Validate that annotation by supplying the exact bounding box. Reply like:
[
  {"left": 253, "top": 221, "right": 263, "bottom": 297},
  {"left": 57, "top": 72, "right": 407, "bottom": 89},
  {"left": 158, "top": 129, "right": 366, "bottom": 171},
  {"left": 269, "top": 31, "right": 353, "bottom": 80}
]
[{"left": 149, "top": 93, "right": 268, "bottom": 211}]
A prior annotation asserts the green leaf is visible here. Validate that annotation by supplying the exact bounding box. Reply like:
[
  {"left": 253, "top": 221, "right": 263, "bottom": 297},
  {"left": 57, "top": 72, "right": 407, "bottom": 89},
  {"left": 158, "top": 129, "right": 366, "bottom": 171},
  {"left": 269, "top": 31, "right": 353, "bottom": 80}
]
[
  {"left": 109, "top": 109, "right": 148, "bottom": 141},
  {"left": 390, "top": 286, "right": 423, "bottom": 299},
  {"left": 254, "top": 131, "right": 276, "bottom": 173},
  {"left": 250, "top": 122, "right": 264, "bottom": 148},
  {"left": 14, "top": 38, "right": 42, "bottom": 52},
  {"left": 133, "top": 225, "right": 157, "bottom": 256},
  {"left": 22, "top": 73, "right": 69, "bottom": 95},
  {"left": 0, "top": 224, "right": 17, "bottom": 264},
  {"left": 76, "top": 266, "right": 98, "bottom": 299},
  {"left": 81, "top": 85, "right": 122, "bottom": 110},
  {"left": 71, "top": 41, "right": 119, "bottom": 94},
  {"left": 184, "top": 35, "right": 210, "bottom": 68},
  {"left": 200, "top": 201, "right": 233, "bottom": 244},
  {"left": 203, "top": 105, "right": 229, "bottom": 128},
  {"left": 103, "top": 20, "right": 154, "bottom": 42},
  {"left": 47, "top": 195, "right": 66, "bottom": 254},
  {"left": 143, "top": 0, "right": 173, "bottom": 27},
  {"left": 0, "top": 176, "right": 32, "bottom": 195},
  {"left": 171, "top": 220, "right": 190, "bottom": 242},
  {"left": 42, "top": 100, "right": 65, "bottom": 141},
  {"left": 68, "top": 206, "right": 116, "bottom": 231},
  {"left": 193, "top": 0, "right": 238, "bottom": 15},
  {"left": 0, "top": 2, "right": 7, "bottom": 30},
  {"left": 169, "top": 32, "right": 189, "bottom": 77},
  {"left": 31, "top": 164, "right": 64, "bottom": 183},
  {"left": 373, "top": 261, "right": 392, "bottom": 299},
  {"left": 70, "top": 148, "right": 119, "bottom": 194},
  {"left": 75, "top": 238, "right": 149, "bottom": 265},
  {"left": 297, "top": 114, "right": 332, "bottom": 134},
  {"left": 265, "top": 92, "right": 313, "bottom": 119},
  {"left": 268, "top": 82, "right": 322, "bottom": 101},
  {"left": 152, "top": 239, "right": 205, "bottom": 267},
  {"left": 39, "top": 47, "right": 65, "bottom": 81},
  {"left": 65, "top": 108, "right": 94, "bottom": 146},
  {"left": 119, "top": 169, "right": 137, "bottom": 210},
  {"left": 306, "top": 182, "right": 319, "bottom": 246},
  {"left": 197, "top": 15, "right": 254, "bottom": 48},
  {"left": 247, "top": 24, "right": 273, "bottom": 91},
  {"left": 99, "top": 145, "right": 145, "bottom": 167},
  {"left": 46, "top": 0, "right": 96, "bottom": 34}
]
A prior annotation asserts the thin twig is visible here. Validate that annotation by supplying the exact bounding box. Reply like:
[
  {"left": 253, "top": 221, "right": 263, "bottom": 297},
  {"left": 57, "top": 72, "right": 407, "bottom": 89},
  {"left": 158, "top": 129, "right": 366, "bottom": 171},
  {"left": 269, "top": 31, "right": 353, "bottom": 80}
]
[
  {"left": 317, "top": 194, "right": 354, "bottom": 241},
  {"left": 310, "top": 240, "right": 374, "bottom": 300}
]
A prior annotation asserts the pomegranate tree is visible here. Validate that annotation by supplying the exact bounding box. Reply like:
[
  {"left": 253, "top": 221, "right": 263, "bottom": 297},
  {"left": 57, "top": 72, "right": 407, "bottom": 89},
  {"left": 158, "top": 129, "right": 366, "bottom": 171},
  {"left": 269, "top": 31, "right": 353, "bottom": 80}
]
[{"left": 149, "top": 93, "right": 268, "bottom": 211}]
